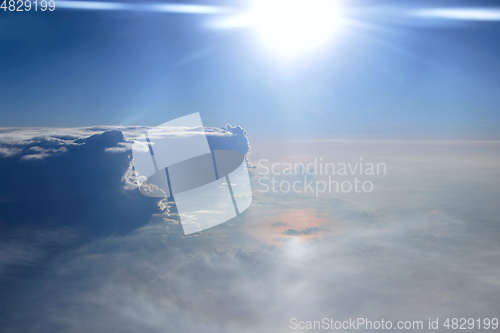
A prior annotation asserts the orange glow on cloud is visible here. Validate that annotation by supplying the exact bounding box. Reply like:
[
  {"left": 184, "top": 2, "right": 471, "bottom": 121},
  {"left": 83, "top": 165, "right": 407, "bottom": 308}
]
[{"left": 247, "top": 208, "right": 341, "bottom": 245}]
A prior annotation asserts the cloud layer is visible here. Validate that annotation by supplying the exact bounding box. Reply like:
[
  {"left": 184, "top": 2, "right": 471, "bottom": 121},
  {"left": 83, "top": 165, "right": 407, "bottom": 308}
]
[{"left": 1, "top": 129, "right": 499, "bottom": 332}]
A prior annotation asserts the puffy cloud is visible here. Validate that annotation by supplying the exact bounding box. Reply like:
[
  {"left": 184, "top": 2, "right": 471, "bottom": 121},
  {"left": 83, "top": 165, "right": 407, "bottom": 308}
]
[
  {"left": 205, "top": 124, "right": 251, "bottom": 155},
  {"left": 0, "top": 124, "right": 250, "bottom": 266}
]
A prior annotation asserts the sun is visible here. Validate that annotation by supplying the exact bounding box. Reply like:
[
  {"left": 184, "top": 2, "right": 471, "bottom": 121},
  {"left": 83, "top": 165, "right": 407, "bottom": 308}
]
[{"left": 249, "top": 0, "right": 342, "bottom": 56}]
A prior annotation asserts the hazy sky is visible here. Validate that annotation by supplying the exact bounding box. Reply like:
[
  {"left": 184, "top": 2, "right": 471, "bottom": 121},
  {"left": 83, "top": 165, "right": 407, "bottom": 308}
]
[{"left": 1, "top": 0, "right": 500, "bottom": 138}]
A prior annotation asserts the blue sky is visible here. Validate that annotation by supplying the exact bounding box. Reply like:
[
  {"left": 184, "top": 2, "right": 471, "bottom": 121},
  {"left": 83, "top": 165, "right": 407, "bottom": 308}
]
[{"left": 1, "top": 0, "right": 500, "bottom": 138}]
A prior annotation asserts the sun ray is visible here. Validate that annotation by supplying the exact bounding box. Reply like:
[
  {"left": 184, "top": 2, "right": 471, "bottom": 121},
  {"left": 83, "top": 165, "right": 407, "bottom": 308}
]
[{"left": 56, "top": 1, "right": 232, "bottom": 14}]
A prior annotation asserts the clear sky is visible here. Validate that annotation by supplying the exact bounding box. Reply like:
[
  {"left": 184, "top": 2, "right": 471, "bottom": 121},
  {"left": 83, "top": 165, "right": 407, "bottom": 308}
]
[{"left": 1, "top": 0, "right": 500, "bottom": 138}]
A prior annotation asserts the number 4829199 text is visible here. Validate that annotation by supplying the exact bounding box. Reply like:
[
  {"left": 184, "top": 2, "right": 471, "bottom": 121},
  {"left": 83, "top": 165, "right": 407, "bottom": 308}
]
[{"left": 1, "top": 0, "right": 55, "bottom": 11}]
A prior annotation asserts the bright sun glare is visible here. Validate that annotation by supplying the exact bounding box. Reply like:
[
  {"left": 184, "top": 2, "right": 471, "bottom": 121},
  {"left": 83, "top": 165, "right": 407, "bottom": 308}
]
[{"left": 250, "top": 0, "right": 341, "bottom": 56}]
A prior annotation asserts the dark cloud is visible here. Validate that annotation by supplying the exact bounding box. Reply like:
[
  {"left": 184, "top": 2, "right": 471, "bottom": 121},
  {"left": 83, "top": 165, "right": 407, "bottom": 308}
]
[
  {"left": 0, "top": 129, "right": 158, "bottom": 239},
  {"left": 283, "top": 227, "right": 320, "bottom": 236}
]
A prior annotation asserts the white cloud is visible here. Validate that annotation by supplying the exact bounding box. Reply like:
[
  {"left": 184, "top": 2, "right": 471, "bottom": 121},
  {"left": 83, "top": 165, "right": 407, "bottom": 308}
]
[{"left": 1, "top": 130, "right": 499, "bottom": 332}]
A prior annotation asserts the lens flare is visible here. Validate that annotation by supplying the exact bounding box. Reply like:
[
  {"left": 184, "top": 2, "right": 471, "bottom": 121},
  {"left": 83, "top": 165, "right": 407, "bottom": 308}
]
[{"left": 250, "top": 0, "right": 341, "bottom": 56}]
